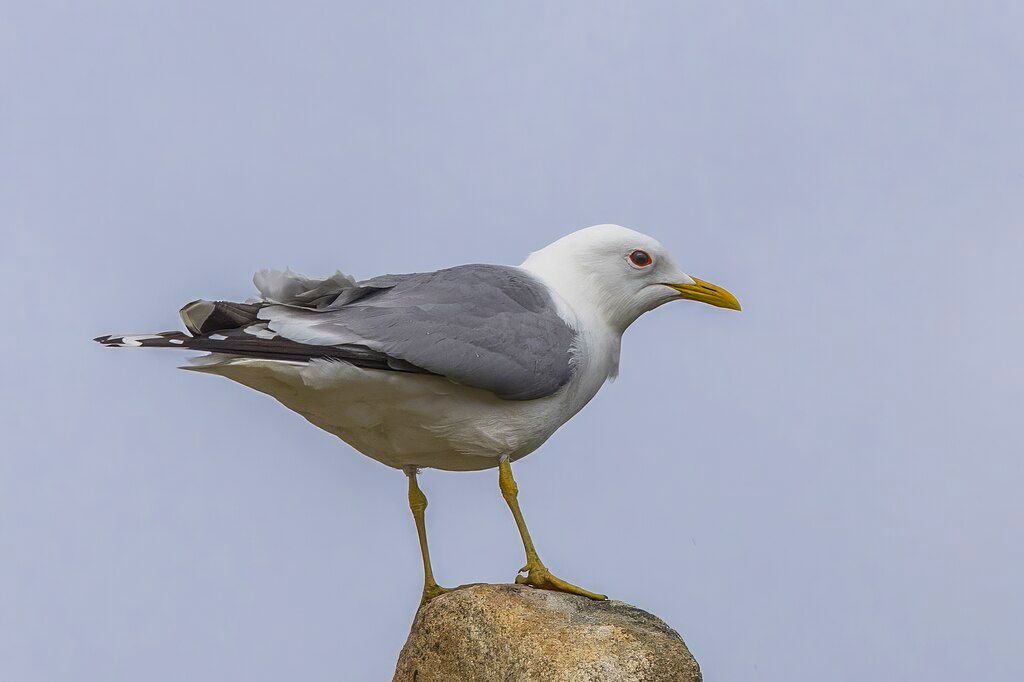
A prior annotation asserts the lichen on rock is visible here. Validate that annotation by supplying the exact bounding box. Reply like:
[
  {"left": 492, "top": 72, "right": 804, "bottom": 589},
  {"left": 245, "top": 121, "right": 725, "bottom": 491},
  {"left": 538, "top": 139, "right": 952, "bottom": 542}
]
[{"left": 393, "top": 583, "right": 701, "bottom": 682}]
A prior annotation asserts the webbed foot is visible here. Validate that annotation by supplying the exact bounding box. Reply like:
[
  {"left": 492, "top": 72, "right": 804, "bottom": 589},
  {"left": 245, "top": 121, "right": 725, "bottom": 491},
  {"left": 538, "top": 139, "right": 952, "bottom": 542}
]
[{"left": 515, "top": 562, "right": 606, "bottom": 600}]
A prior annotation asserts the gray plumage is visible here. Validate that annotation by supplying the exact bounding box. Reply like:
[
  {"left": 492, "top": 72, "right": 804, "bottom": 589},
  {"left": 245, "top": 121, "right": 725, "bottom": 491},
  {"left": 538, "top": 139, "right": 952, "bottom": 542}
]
[
  {"left": 97, "top": 264, "right": 577, "bottom": 401},
  {"left": 258, "top": 265, "right": 577, "bottom": 400}
]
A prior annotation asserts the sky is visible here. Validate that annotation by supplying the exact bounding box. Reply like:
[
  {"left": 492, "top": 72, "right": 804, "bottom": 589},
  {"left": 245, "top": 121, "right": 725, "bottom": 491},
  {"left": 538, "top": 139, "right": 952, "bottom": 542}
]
[{"left": 2, "top": 2, "right": 1022, "bottom": 680}]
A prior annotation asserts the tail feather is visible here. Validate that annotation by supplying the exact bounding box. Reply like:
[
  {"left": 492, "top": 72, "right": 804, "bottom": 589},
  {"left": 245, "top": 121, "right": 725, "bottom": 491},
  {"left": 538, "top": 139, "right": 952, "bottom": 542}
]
[
  {"left": 93, "top": 329, "right": 320, "bottom": 362},
  {"left": 94, "top": 331, "right": 191, "bottom": 348},
  {"left": 93, "top": 327, "right": 429, "bottom": 372},
  {"left": 94, "top": 291, "right": 434, "bottom": 376},
  {"left": 179, "top": 300, "right": 260, "bottom": 335}
]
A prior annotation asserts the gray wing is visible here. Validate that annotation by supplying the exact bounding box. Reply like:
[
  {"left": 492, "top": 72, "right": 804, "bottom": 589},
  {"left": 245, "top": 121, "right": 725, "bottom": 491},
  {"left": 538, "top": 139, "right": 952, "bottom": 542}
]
[{"left": 256, "top": 265, "right": 577, "bottom": 400}]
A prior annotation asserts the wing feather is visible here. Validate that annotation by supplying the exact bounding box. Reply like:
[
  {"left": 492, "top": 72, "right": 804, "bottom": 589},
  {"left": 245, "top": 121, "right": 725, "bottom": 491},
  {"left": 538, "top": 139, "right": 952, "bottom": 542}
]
[
  {"left": 258, "top": 265, "right": 576, "bottom": 400},
  {"left": 97, "top": 265, "right": 577, "bottom": 401}
]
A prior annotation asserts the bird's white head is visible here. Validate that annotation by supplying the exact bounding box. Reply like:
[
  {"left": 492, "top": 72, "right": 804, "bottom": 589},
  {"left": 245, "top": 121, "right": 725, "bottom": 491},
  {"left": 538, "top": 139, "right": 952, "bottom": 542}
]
[{"left": 521, "top": 224, "right": 740, "bottom": 333}]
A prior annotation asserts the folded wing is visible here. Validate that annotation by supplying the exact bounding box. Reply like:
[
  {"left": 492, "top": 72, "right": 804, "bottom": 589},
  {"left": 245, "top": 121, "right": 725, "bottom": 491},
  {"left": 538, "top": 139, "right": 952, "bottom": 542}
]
[
  {"left": 98, "top": 265, "right": 577, "bottom": 401},
  {"left": 257, "top": 265, "right": 577, "bottom": 400}
]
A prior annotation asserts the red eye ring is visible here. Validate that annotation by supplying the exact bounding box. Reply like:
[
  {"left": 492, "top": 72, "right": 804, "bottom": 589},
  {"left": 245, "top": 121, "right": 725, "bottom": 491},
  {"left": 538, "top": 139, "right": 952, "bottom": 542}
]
[{"left": 628, "top": 249, "right": 653, "bottom": 268}]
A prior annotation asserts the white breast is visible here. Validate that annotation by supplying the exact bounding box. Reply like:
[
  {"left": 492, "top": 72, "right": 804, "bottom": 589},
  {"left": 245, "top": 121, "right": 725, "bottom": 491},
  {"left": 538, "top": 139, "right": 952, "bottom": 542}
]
[
  {"left": 193, "top": 339, "right": 613, "bottom": 472},
  {"left": 187, "top": 270, "right": 623, "bottom": 472}
]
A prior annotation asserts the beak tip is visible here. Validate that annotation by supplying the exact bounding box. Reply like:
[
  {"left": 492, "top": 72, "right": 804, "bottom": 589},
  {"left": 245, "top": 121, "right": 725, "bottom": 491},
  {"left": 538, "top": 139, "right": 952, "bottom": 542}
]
[{"left": 671, "top": 278, "right": 741, "bottom": 311}]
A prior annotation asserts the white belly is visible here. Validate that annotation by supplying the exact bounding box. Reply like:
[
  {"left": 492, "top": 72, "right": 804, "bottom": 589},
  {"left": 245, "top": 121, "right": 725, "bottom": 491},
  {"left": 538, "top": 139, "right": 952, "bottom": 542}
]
[{"left": 188, "top": 356, "right": 589, "bottom": 471}]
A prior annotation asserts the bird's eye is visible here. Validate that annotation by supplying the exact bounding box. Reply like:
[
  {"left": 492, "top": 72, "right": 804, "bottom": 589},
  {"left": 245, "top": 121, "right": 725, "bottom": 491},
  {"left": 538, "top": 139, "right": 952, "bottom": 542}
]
[{"left": 628, "top": 250, "right": 653, "bottom": 268}]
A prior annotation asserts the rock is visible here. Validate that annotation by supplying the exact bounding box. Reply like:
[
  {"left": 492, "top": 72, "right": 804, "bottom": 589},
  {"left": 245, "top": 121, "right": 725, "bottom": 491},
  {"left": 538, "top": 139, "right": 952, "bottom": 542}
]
[{"left": 393, "top": 583, "right": 701, "bottom": 682}]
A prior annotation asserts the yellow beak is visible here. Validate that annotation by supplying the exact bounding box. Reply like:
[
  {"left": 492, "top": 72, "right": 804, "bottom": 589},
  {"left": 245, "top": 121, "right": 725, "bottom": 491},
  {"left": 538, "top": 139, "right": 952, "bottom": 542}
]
[{"left": 668, "top": 277, "right": 741, "bottom": 311}]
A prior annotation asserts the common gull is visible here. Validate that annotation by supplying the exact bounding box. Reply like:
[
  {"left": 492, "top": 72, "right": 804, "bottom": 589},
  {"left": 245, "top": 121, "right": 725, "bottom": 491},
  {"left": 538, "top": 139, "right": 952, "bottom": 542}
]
[{"left": 96, "top": 224, "right": 740, "bottom": 602}]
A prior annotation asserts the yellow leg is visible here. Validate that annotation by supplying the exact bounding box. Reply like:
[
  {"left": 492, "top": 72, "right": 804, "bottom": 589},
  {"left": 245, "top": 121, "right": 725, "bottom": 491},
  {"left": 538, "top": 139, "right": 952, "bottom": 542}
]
[
  {"left": 406, "top": 467, "right": 451, "bottom": 605},
  {"left": 498, "top": 457, "right": 606, "bottom": 600}
]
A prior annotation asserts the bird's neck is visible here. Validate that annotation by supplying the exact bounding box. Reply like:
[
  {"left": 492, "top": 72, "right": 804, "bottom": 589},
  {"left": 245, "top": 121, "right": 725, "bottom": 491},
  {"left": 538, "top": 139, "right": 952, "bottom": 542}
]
[
  {"left": 519, "top": 253, "right": 639, "bottom": 334},
  {"left": 518, "top": 259, "right": 624, "bottom": 385}
]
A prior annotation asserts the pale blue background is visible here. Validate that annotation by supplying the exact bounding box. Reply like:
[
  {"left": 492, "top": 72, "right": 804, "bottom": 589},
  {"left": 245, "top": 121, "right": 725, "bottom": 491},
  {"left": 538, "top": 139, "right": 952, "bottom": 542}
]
[{"left": 3, "top": 3, "right": 1022, "bottom": 680}]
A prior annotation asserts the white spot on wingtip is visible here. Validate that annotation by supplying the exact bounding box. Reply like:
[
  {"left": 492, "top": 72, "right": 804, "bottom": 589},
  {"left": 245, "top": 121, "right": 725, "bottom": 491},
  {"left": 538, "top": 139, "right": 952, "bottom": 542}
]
[
  {"left": 244, "top": 325, "right": 277, "bottom": 339},
  {"left": 121, "top": 334, "right": 161, "bottom": 347},
  {"left": 170, "top": 339, "right": 184, "bottom": 345},
  {"left": 209, "top": 333, "right": 228, "bottom": 340}
]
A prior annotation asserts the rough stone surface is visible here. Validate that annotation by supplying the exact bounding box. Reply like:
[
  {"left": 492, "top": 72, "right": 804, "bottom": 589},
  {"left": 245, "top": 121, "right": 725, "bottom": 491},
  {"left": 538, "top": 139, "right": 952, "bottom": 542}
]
[{"left": 393, "top": 583, "right": 701, "bottom": 682}]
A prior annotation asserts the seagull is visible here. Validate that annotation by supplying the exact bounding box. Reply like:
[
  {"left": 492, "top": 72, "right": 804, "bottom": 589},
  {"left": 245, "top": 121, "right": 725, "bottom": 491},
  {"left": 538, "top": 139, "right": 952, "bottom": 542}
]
[{"left": 95, "top": 224, "right": 740, "bottom": 603}]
